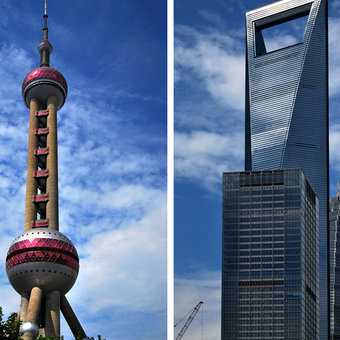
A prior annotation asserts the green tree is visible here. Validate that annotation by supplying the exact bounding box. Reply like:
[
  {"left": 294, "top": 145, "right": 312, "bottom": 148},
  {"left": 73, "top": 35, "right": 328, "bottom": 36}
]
[{"left": 0, "top": 307, "right": 21, "bottom": 340}]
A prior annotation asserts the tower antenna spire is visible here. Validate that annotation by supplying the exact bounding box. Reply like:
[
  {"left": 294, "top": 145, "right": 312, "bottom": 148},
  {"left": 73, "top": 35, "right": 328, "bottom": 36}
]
[
  {"left": 39, "top": 0, "right": 52, "bottom": 67},
  {"left": 43, "top": 0, "right": 48, "bottom": 40}
]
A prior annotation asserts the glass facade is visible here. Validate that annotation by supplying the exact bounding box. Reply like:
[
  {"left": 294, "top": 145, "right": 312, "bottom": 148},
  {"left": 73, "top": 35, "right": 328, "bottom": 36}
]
[
  {"left": 330, "top": 184, "right": 340, "bottom": 339},
  {"left": 245, "top": 1, "right": 328, "bottom": 338},
  {"left": 222, "top": 169, "right": 319, "bottom": 339}
]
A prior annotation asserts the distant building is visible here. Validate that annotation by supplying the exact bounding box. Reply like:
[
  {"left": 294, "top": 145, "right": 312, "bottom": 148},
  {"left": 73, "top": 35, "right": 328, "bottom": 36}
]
[
  {"left": 330, "top": 184, "right": 340, "bottom": 339},
  {"left": 222, "top": 169, "right": 319, "bottom": 339},
  {"left": 245, "top": 0, "right": 328, "bottom": 337}
]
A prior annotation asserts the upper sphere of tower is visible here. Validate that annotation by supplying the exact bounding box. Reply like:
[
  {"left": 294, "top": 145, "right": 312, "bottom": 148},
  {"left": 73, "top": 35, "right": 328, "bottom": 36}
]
[
  {"left": 22, "top": 66, "right": 67, "bottom": 110},
  {"left": 38, "top": 40, "right": 53, "bottom": 54}
]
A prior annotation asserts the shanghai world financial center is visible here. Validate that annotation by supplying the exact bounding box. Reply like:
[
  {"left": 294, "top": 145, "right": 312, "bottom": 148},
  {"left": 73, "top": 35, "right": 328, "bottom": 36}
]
[{"left": 222, "top": 0, "right": 329, "bottom": 339}]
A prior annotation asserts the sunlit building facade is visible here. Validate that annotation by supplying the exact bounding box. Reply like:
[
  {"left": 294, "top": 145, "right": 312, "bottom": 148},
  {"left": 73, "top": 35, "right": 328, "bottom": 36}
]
[
  {"left": 245, "top": 0, "right": 328, "bottom": 338},
  {"left": 222, "top": 169, "right": 319, "bottom": 339}
]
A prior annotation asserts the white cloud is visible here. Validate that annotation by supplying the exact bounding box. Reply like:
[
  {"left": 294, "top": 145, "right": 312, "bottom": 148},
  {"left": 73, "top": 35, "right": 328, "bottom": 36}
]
[
  {"left": 330, "top": 124, "right": 340, "bottom": 171},
  {"left": 175, "top": 130, "right": 244, "bottom": 191},
  {"left": 57, "top": 187, "right": 166, "bottom": 340},
  {"left": 175, "top": 271, "right": 220, "bottom": 340},
  {"left": 175, "top": 25, "right": 246, "bottom": 192},
  {"left": 329, "top": 17, "right": 340, "bottom": 97},
  {"left": 175, "top": 26, "right": 245, "bottom": 112},
  {"left": 198, "top": 10, "right": 224, "bottom": 27},
  {"left": 69, "top": 191, "right": 166, "bottom": 312}
]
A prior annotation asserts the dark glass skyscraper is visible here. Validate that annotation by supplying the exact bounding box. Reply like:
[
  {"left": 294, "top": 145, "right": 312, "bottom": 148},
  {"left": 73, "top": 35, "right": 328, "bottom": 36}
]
[
  {"left": 245, "top": 1, "right": 328, "bottom": 337},
  {"left": 222, "top": 169, "right": 319, "bottom": 339},
  {"left": 330, "top": 184, "right": 340, "bottom": 339}
]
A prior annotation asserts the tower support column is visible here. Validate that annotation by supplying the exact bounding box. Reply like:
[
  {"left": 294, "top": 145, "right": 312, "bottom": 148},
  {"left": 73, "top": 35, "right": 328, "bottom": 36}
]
[
  {"left": 61, "top": 295, "right": 87, "bottom": 339},
  {"left": 24, "top": 98, "right": 39, "bottom": 231},
  {"left": 46, "top": 95, "right": 59, "bottom": 230},
  {"left": 22, "top": 286, "right": 43, "bottom": 340},
  {"left": 19, "top": 293, "right": 29, "bottom": 322},
  {"left": 45, "top": 290, "right": 60, "bottom": 338}
]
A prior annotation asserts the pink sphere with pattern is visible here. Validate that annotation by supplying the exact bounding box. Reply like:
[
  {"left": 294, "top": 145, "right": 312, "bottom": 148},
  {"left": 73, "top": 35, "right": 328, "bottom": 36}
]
[
  {"left": 22, "top": 66, "right": 67, "bottom": 110},
  {"left": 6, "top": 228, "right": 79, "bottom": 295}
]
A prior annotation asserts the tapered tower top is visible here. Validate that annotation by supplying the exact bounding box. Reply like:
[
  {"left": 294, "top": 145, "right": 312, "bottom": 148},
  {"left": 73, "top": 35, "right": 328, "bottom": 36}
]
[
  {"left": 39, "top": 0, "right": 53, "bottom": 67},
  {"left": 22, "top": 0, "right": 67, "bottom": 110}
]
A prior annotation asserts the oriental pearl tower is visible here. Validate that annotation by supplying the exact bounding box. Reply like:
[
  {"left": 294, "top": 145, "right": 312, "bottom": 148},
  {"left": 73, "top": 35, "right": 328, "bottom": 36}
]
[{"left": 5, "top": 2, "right": 90, "bottom": 339}]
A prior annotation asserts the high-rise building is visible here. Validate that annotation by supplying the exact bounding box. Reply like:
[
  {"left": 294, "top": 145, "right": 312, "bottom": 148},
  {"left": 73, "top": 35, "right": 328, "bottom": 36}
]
[
  {"left": 5, "top": 3, "right": 89, "bottom": 340},
  {"left": 245, "top": 0, "right": 329, "bottom": 337},
  {"left": 222, "top": 169, "right": 319, "bottom": 339},
  {"left": 330, "top": 184, "right": 340, "bottom": 339}
]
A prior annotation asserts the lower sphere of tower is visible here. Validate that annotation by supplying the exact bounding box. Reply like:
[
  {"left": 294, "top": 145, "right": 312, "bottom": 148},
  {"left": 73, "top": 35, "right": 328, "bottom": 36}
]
[{"left": 6, "top": 228, "right": 79, "bottom": 295}]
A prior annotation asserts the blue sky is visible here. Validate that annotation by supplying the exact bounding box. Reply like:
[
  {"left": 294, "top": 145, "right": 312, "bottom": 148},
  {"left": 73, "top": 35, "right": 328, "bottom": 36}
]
[
  {"left": 0, "top": 1, "right": 166, "bottom": 340},
  {"left": 174, "top": 0, "right": 340, "bottom": 339}
]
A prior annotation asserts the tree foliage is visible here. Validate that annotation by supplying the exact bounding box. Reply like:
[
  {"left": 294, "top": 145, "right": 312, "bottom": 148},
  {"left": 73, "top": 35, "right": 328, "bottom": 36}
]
[{"left": 0, "top": 307, "right": 20, "bottom": 340}]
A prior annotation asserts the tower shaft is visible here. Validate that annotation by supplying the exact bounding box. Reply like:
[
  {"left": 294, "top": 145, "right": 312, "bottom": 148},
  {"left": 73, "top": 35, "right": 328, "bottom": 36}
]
[
  {"left": 46, "top": 95, "right": 59, "bottom": 230},
  {"left": 23, "top": 95, "right": 60, "bottom": 336},
  {"left": 24, "top": 95, "right": 59, "bottom": 231},
  {"left": 24, "top": 99, "right": 39, "bottom": 231}
]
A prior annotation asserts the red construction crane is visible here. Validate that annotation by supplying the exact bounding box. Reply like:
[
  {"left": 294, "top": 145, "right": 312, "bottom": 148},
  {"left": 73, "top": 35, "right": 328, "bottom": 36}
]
[{"left": 175, "top": 301, "right": 203, "bottom": 340}]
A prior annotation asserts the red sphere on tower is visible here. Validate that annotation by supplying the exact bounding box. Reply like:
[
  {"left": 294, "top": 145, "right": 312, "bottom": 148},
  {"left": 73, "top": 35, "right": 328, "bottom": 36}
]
[
  {"left": 22, "top": 66, "right": 68, "bottom": 110},
  {"left": 6, "top": 228, "right": 79, "bottom": 295}
]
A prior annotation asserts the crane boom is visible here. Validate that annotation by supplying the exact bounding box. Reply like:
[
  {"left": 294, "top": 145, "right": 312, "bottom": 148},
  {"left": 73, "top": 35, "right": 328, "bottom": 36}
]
[{"left": 176, "top": 301, "right": 203, "bottom": 340}]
